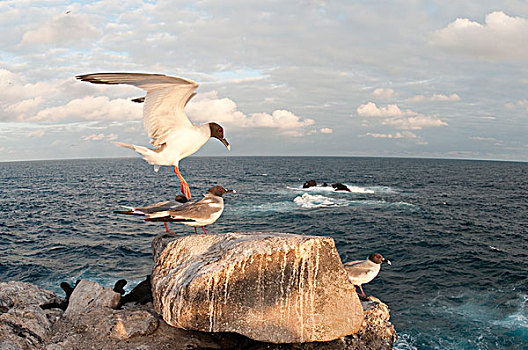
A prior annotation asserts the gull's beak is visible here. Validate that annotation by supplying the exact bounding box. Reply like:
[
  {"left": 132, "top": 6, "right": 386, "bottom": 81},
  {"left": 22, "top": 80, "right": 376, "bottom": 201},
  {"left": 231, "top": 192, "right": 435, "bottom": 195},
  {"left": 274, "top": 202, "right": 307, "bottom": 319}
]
[
  {"left": 383, "top": 258, "right": 392, "bottom": 265},
  {"left": 220, "top": 138, "right": 230, "bottom": 150},
  {"left": 226, "top": 189, "right": 236, "bottom": 194}
]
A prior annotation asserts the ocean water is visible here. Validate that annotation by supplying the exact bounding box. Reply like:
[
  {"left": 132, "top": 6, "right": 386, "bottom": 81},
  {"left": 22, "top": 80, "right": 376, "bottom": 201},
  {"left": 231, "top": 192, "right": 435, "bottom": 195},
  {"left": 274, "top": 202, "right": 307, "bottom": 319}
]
[{"left": 1, "top": 156, "right": 527, "bottom": 349}]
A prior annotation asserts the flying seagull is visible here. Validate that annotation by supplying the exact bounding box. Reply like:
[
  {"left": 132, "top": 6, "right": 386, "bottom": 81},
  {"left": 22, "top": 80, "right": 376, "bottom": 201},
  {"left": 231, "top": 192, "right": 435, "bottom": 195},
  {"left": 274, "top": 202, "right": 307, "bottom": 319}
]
[
  {"left": 76, "top": 72, "right": 230, "bottom": 199},
  {"left": 144, "top": 185, "right": 235, "bottom": 235},
  {"left": 343, "top": 253, "right": 391, "bottom": 298},
  {"left": 114, "top": 194, "right": 188, "bottom": 233}
]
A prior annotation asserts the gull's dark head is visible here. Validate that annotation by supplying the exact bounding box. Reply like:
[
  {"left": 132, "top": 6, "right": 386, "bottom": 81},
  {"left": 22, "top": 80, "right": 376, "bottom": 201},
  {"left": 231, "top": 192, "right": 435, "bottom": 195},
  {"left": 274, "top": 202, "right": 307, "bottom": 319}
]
[
  {"left": 208, "top": 123, "right": 230, "bottom": 150},
  {"left": 208, "top": 185, "right": 236, "bottom": 197},
  {"left": 368, "top": 253, "right": 391, "bottom": 265}
]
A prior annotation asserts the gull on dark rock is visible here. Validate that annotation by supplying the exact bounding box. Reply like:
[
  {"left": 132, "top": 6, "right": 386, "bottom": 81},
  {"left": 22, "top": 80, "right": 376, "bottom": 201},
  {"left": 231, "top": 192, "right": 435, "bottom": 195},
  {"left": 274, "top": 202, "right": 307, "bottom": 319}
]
[
  {"left": 76, "top": 72, "right": 230, "bottom": 199},
  {"left": 344, "top": 253, "right": 391, "bottom": 299},
  {"left": 144, "top": 185, "right": 235, "bottom": 235}
]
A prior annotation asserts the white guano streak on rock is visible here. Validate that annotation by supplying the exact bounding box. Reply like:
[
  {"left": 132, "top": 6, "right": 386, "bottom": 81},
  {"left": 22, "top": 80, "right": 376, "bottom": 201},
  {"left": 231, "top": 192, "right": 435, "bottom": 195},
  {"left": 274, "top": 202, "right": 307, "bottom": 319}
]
[
  {"left": 257, "top": 254, "right": 264, "bottom": 322},
  {"left": 278, "top": 246, "right": 288, "bottom": 325},
  {"left": 312, "top": 242, "right": 320, "bottom": 335},
  {"left": 290, "top": 246, "right": 301, "bottom": 339},
  {"left": 298, "top": 243, "right": 309, "bottom": 341},
  {"left": 223, "top": 262, "right": 233, "bottom": 304},
  {"left": 208, "top": 275, "right": 216, "bottom": 332}
]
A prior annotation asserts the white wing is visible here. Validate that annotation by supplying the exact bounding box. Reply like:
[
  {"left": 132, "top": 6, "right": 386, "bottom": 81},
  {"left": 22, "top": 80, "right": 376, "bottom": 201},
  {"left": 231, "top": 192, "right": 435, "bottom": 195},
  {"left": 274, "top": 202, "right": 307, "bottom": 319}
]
[{"left": 76, "top": 72, "right": 199, "bottom": 146}]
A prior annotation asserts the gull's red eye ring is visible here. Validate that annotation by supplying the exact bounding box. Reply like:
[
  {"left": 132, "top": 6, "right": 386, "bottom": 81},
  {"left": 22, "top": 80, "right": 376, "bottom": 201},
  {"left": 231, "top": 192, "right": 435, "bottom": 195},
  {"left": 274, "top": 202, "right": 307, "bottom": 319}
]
[{"left": 218, "top": 128, "right": 223, "bottom": 133}]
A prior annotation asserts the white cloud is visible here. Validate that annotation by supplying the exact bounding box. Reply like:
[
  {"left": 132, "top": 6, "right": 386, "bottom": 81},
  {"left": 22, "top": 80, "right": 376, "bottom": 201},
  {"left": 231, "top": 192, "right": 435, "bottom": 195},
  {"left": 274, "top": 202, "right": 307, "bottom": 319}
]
[
  {"left": 19, "top": 14, "right": 102, "bottom": 48},
  {"left": 27, "top": 129, "right": 46, "bottom": 138},
  {"left": 357, "top": 102, "right": 409, "bottom": 118},
  {"left": 365, "top": 131, "right": 427, "bottom": 144},
  {"left": 82, "top": 133, "right": 119, "bottom": 142},
  {"left": 382, "top": 115, "right": 448, "bottom": 130},
  {"left": 357, "top": 102, "right": 447, "bottom": 131},
  {"left": 187, "top": 91, "right": 315, "bottom": 136},
  {"left": 5, "top": 97, "right": 44, "bottom": 119},
  {"left": 372, "top": 88, "right": 395, "bottom": 100},
  {"left": 505, "top": 100, "right": 528, "bottom": 110},
  {"left": 366, "top": 132, "right": 405, "bottom": 139},
  {"left": 32, "top": 97, "right": 142, "bottom": 122},
  {"left": 320, "top": 128, "right": 333, "bottom": 134},
  {"left": 82, "top": 133, "right": 105, "bottom": 141},
  {"left": 407, "top": 93, "right": 460, "bottom": 103},
  {"left": 431, "top": 11, "right": 528, "bottom": 60}
]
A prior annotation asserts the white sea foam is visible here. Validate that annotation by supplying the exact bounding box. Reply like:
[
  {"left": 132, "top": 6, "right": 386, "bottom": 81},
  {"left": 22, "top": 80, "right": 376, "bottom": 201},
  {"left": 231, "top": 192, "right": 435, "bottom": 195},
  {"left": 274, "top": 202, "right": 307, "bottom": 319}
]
[
  {"left": 293, "top": 193, "right": 348, "bottom": 208},
  {"left": 292, "top": 193, "right": 413, "bottom": 209},
  {"left": 491, "top": 294, "right": 528, "bottom": 331},
  {"left": 393, "top": 333, "right": 418, "bottom": 350}
]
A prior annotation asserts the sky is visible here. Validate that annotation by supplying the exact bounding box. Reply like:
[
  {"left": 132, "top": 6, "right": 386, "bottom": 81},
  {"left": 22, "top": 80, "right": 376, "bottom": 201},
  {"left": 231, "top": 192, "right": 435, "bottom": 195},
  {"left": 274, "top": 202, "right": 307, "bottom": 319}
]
[{"left": 1, "top": 0, "right": 527, "bottom": 162}]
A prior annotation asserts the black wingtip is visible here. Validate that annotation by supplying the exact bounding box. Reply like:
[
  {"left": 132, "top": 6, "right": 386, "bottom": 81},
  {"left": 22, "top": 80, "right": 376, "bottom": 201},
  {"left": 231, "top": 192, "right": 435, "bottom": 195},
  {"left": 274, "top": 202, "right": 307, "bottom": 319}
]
[
  {"left": 144, "top": 217, "right": 195, "bottom": 223},
  {"left": 75, "top": 73, "right": 120, "bottom": 84},
  {"left": 114, "top": 210, "right": 145, "bottom": 216},
  {"left": 131, "top": 97, "right": 145, "bottom": 103}
]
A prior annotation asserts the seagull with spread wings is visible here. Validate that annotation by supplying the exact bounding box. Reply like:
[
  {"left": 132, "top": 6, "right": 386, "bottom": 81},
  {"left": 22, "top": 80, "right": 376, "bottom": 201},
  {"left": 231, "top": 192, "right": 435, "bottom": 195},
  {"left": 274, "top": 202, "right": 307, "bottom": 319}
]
[{"left": 76, "top": 73, "right": 230, "bottom": 199}]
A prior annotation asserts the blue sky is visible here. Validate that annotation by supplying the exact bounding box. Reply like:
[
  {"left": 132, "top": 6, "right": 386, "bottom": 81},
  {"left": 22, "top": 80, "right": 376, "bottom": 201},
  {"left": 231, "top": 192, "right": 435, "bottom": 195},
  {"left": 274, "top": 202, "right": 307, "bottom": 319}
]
[{"left": 1, "top": 1, "right": 527, "bottom": 161}]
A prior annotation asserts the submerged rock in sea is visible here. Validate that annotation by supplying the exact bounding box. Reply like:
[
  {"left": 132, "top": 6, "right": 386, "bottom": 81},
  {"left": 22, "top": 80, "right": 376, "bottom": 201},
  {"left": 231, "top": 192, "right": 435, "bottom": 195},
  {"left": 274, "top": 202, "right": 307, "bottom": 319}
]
[
  {"left": 331, "top": 183, "right": 351, "bottom": 192},
  {"left": 303, "top": 179, "right": 317, "bottom": 188},
  {"left": 151, "top": 232, "right": 364, "bottom": 343}
]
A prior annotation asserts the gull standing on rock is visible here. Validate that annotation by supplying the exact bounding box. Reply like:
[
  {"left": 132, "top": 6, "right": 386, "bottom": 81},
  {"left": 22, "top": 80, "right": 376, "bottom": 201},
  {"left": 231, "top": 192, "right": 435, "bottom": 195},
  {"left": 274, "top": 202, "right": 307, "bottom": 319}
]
[
  {"left": 76, "top": 73, "right": 231, "bottom": 199},
  {"left": 114, "top": 194, "right": 188, "bottom": 233},
  {"left": 144, "top": 185, "right": 235, "bottom": 235},
  {"left": 344, "top": 253, "right": 391, "bottom": 298}
]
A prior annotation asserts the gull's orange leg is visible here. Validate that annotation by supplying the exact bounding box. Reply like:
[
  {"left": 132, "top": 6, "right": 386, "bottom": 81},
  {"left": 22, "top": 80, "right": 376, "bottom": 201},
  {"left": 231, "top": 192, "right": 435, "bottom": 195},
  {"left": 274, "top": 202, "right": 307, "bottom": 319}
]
[
  {"left": 358, "top": 285, "right": 366, "bottom": 298},
  {"left": 174, "top": 166, "right": 191, "bottom": 199},
  {"left": 194, "top": 227, "right": 198, "bottom": 235},
  {"left": 202, "top": 226, "right": 207, "bottom": 235},
  {"left": 164, "top": 222, "right": 176, "bottom": 234}
]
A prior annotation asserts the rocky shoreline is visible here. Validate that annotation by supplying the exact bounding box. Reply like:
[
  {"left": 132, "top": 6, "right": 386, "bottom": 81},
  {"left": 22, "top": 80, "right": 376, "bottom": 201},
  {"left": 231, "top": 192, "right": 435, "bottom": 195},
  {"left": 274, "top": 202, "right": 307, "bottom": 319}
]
[{"left": 1, "top": 232, "right": 397, "bottom": 349}]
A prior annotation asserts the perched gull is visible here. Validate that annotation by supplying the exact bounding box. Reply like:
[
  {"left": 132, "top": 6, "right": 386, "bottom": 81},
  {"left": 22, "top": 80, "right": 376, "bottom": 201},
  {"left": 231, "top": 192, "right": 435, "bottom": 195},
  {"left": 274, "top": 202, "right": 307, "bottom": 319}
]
[
  {"left": 344, "top": 253, "right": 391, "bottom": 298},
  {"left": 114, "top": 194, "right": 188, "bottom": 233},
  {"left": 144, "top": 185, "right": 235, "bottom": 235},
  {"left": 76, "top": 72, "right": 231, "bottom": 199}
]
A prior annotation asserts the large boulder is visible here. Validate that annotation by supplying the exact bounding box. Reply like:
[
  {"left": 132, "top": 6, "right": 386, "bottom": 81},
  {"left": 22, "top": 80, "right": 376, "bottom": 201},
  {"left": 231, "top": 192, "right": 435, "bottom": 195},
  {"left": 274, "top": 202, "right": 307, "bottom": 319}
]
[{"left": 151, "top": 232, "right": 364, "bottom": 343}]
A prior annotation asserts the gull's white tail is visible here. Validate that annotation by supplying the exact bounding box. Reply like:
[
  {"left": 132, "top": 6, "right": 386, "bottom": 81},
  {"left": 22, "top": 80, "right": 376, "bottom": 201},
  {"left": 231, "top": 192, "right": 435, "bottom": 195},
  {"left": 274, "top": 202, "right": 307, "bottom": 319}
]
[{"left": 112, "top": 141, "right": 160, "bottom": 169}]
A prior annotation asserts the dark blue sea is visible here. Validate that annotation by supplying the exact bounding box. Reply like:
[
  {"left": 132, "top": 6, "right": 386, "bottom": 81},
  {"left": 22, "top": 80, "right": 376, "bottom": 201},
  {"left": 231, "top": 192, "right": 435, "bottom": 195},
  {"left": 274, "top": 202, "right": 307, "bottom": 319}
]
[{"left": 1, "top": 157, "right": 527, "bottom": 349}]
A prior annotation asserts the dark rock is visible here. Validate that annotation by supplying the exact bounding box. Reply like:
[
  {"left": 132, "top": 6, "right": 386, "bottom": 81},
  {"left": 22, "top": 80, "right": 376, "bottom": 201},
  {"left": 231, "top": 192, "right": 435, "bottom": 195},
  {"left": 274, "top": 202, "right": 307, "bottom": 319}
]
[
  {"left": 119, "top": 276, "right": 152, "bottom": 307},
  {"left": 113, "top": 279, "right": 127, "bottom": 295},
  {"left": 331, "top": 183, "right": 351, "bottom": 192},
  {"left": 41, "top": 281, "right": 77, "bottom": 311},
  {"left": 303, "top": 180, "right": 317, "bottom": 188}
]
